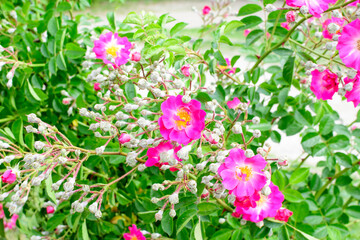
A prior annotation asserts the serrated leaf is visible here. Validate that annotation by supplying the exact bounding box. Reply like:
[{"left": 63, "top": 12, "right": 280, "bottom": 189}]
[
  {"left": 176, "top": 209, "right": 197, "bottom": 235},
  {"left": 224, "top": 20, "right": 244, "bottom": 33},
  {"left": 289, "top": 168, "right": 309, "bottom": 184},
  {"left": 238, "top": 4, "right": 263, "bottom": 16},
  {"left": 170, "top": 22, "right": 187, "bottom": 36},
  {"left": 283, "top": 56, "right": 295, "bottom": 85}
]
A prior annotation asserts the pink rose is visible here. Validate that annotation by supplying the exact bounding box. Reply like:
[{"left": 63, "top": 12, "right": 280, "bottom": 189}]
[
  {"left": 286, "top": 11, "right": 296, "bottom": 23},
  {"left": 94, "top": 83, "right": 101, "bottom": 91},
  {"left": 227, "top": 97, "right": 241, "bottom": 109},
  {"left": 47, "top": 206, "right": 55, "bottom": 214},
  {"left": 131, "top": 52, "right": 141, "bottom": 62},
  {"left": 1, "top": 169, "right": 16, "bottom": 184},
  {"left": 202, "top": 5, "right": 211, "bottom": 15},
  {"left": 181, "top": 64, "right": 191, "bottom": 77},
  {"left": 275, "top": 208, "right": 293, "bottom": 222},
  {"left": 118, "top": 133, "right": 131, "bottom": 144},
  {"left": 310, "top": 69, "right": 339, "bottom": 100}
]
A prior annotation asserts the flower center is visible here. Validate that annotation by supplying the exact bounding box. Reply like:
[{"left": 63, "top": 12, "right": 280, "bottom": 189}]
[
  {"left": 106, "top": 45, "right": 119, "bottom": 57},
  {"left": 175, "top": 108, "right": 191, "bottom": 129},
  {"left": 256, "top": 194, "right": 268, "bottom": 207},
  {"left": 235, "top": 166, "right": 252, "bottom": 181},
  {"left": 357, "top": 40, "right": 360, "bottom": 51},
  {"left": 130, "top": 236, "right": 138, "bottom": 240}
]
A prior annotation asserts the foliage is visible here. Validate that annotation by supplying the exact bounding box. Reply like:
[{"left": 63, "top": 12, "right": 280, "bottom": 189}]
[{"left": 1, "top": 0, "right": 360, "bottom": 239}]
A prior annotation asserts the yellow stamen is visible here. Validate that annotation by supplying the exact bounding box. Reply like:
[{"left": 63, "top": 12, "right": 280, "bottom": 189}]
[
  {"left": 357, "top": 40, "right": 360, "bottom": 51},
  {"left": 256, "top": 194, "right": 268, "bottom": 207},
  {"left": 175, "top": 108, "right": 191, "bottom": 129},
  {"left": 106, "top": 45, "right": 119, "bottom": 57},
  {"left": 130, "top": 236, "right": 138, "bottom": 240},
  {"left": 235, "top": 166, "right": 252, "bottom": 181}
]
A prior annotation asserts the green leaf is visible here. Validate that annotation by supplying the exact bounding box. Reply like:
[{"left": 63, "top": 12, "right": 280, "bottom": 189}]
[
  {"left": 289, "top": 168, "right": 310, "bottom": 184},
  {"left": 170, "top": 22, "right": 188, "bottom": 36},
  {"left": 345, "top": 206, "right": 360, "bottom": 219},
  {"left": 47, "top": 214, "right": 66, "bottom": 231},
  {"left": 238, "top": 4, "right": 262, "bottom": 16},
  {"left": 214, "top": 51, "right": 227, "bottom": 66},
  {"left": 47, "top": 17, "right": 58, "bottom": 36},
  {"left": 162, "top": 209, "right": 173, "bottom": 236},
  {"left": 45, "top": 172, "right": 57, "bottom": 203},
  {"left": 197, "top": 202, "right": 219, "bottom": 215},
  {"left": 123, "top": 12, "right": 142, "bottom": 25},
  {"left": 246, "top": 29, "right": 263, "bottom": 45},
  {"left": 27, "top": 79, "right": 41, "bottom": 101},
  {"left": 282, "top": 189, "right": 304, "bottom": 203},
  {"left": 82, "top": 220, "right": 90, "bottom": 240},
  {"left": 294, "top": 110, "right": 313, "bottom": 126},
  {"left": 278, "top": 226, "right": 290, "bottom": 240},
  {"left": 57, "top": 2, "right": 72, "bottom": 12},
  {"left": 241, "top": 16, "right": 262, "bottom": 29},
  {"left": 107, "top": 12, "right": 116, "bottom": 31},
  {"left": 48, "top": 56, "right": 57, "bottom": 76},
  {"left": 278, "top": 87, "right": 289, "bottom": 106},
  {"left": 196, "top": 92, "right": 212, "bottom": 103},
  {"left": 210, "top": 229, "right": 233, "bottom": 240},
  {"left": 65, "top": 43, "right": 86, "bottom": 59},
  {"left": 12, "top": 118, "right": 24, "bottom": 147},
  {"left": 319, "top": 115, "right": 335, "bottom": 135},
  {"left": 194, "top": 219, "right": 202, "bottom": 240},
  {"left": 176, "top": 209, "right": 197, "bottom": 235},
  {"left": 56, "top": 53, "right": 67, "bottom": 71},
  {"left": 125, "top": 82, "right": 136, "bottom": 100},
  {"left": 327, "top": 226, "right": 341, "bottom": 240},
  {"left": 224, "top": 20, "right": 244, "bottom": 33},
  {"left": 328, "top": 135, "right": 350, "bottom": 150},
  {"left": 334, "top": 152, "right": 352, "bottom": 168},
  {"left": 143, "top": 45, "right": 163, "bottom": 59},
  {"left": 283, "top": 56, "right": 295, "bottom": 85},
  {"left": 301, "top": 132, "right": 321, "bottom": 153}
]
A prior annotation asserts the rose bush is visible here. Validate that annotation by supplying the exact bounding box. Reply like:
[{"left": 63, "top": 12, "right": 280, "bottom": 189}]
[{"left": 1, "top": 0, "right": 360, "bottom": 239}]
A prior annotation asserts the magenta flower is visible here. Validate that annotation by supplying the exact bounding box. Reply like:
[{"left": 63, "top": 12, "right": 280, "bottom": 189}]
[
  {"left": 47, "top": 206, "right": 55, "bottom": 214},
  {"left": 0, "top": 204, "right": 4, "bottom": 219},
  {"left": 131, "top": 52, "right": 141, "bottom": 62},
  {"left": 202, "top": 5, "right": 211, "bottom": 15},
  {"left": 322, "top": 17, "right": 345, "bottom": 39},
  {"left": 281, "top": 22, "right": 290, "bottom": 30},
  {"left": 93, "top": 32, "right": 132, "bottom": 68},
  {"left": 94, "top": 83, "right": 101, "bottom": 91},
  {"left": 181, "top": 64, "right": 191, "bottom": 77},
  {"left": 4, "top": 214, "right": 18, "bottom": 230},
  {"left": 347, "top": 0, "right": 360, "bottom": 6},
  {"left": 119, "top": 133, "right": 131, "bottom": 144},
  {"left": 159, "top": 95, "right": 206, "bottom": 145},
  {"left": 344, "top": 72, "right": 360, "bottom": 107},
  {"left": 286, "top": 11, "right": 296, "bottom": 23},
  {"left": 337, "top": 20, "right": 360, "bottom": 71},
  {"left": 227, "top": 97, "right": 241, "bottom": 109},
  {"left": 123, "top": 224, "right": 146, "bottom": 240},
  {"left": 1, "top": 169, "right": 16, "bottom": 184},
  {"left": 310, "top": 69, "right": 339, "bottom": 100},
  {"left": 218, "top": 148, "right": 267, "bottom": 198},
  {"left": 244, "top": 29, "right": 251, "bottom": 37},
  {"left": 145, "top": 141, "right": 182, "bottom": 171},
  {"left": 286, "top": 0, "right": 337, "bottom": 18},
  {"left": 233, "top": 183, "right": 284, "bottom": 223},
  {"left": 275, "top": 208, "right": 293, "bottom": 222}
]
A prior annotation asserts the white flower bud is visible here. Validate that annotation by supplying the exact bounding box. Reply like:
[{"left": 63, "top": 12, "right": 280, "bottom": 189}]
[
  {"left": 219, "top": 218, "right": 226, "bottom": 224},
  {"left": 256, "top": 221, "right": 264, "bottom": 228},
  {"left": 177, "top": 145, "right": 192, "bottom": 160},
  {"left": 240, "top": 219, "right": 247, "bottom": 225},
  {"left": 169, "top": 209, "right": 176, "bottom": 218},
  {"left": 245, "top": 149, "right": 254, "bottom": 158},
  {"left": 327, "top": 23, "right": 340, "bottom": 34},
  {"left": 155, "top": 210, "right": 163, "bottom": 221},
  {"left": 95, "top": 146, "right": 105, "bottom": 155},
  {"left": 253, "top": 130, "right": 261, "bottom": 138},
  {"left": 345, "top": 82, "right": 354, "bottom": 91},
  {"left": 265, "top": 4, "right": 277, "bottom": 12},
  {"left": 151, "top": 233, "right": 161, "bottom": 239},
  {"left": 95, "top": 210, "right": 102, "bottom": 218},
  {"left": 252, "top": 117, "right": 260, "bottom": 124},
  {"left": 300, "top": 5, "right": 309, "bottom": 15},
  {"left": 89, "top": 202, "right": 98, "bottom": 214},
  {"left": 232, "top": 122, "right": 242, "bottom": 134}
]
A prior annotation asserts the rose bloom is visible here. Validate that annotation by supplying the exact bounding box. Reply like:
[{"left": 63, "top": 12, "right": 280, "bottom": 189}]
[
  {"left": 181, "top": 64, "right": 191, "bottom": 77},
  {"left": 4, "top": 214, "right": 18, "bottom": 230},
  {"left": 145, "top": 141, "right": 182, "bottom": 171},
  {"left": 1, "top": 169, "right": 16, "bottom": 184},
  {"left": 131, "top": 52, "right": 141, "bottom": 62},
  {"left": 286, "top": 0, "right": 337, "bottom": 18},
  {"left": 47, "top": 206, "right": 55, "bottom": 214},
  {"left": 0, "top": 204, "right": 4, "bottom": 219},
  {"left": 322, "top": 17, "right": 345, "bottom": 39},
  {"left": 281, "top": 22, "right": 290, "bottom": 30},
  {"left": 218, "top": 148, "right": 267, "bottom": 198},
  {"left": 337, "top": 19, "right": 360, "bottom": 71},
  {"left": 344, "top": 71, "right": 360, "bottom": 107},
  {"left": 159, "top": 95, "right": 206, "bottom": 145},
  {"left": 202, "top": 5, "right": 211, "bottom": 15},
  {"left": 244, "top": 29, "right": 251, "bottom": 37},
  {"left": 310, "top": 69, "right": 339, "bottom": 100},
  {"left": 94, "top": 83, "right": 101, "bottom": 91},
  {"left": 93, "top": 32, "right": 131, "bottom": 67},
  {"left": 227, "top": 97, "right": 241, "bottom": 109},
  {"left": 118, "top": 133, "right": 131, "bottom": 144},
  {"left": 233, "top": 183, "right": 284, "bottom": 223},
  {"left": 275, "top": 208, "right": 293, "bottom": 222},
  {"left": 286, "top": 11, "right": 296, "bottom": 23},
  {"left": 123, "top": 224, "right": 146, "bottom": 240}
]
